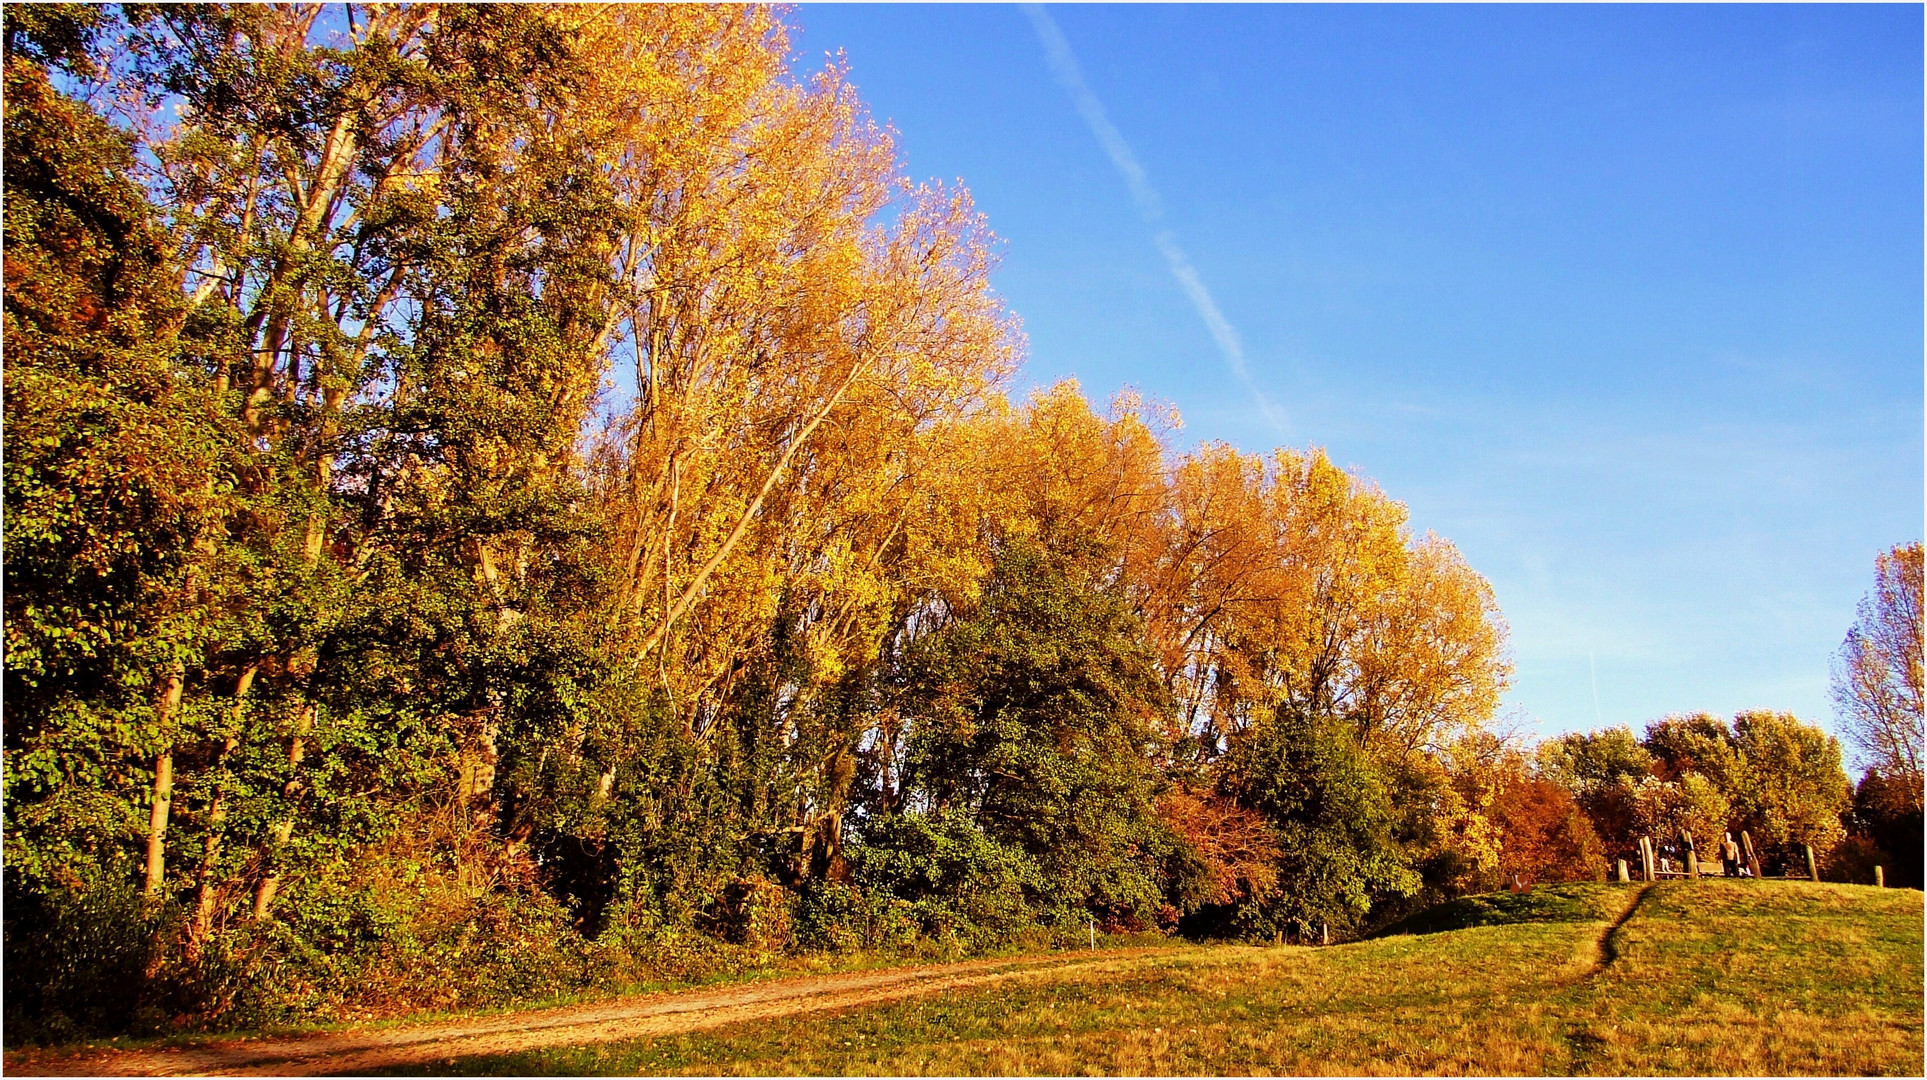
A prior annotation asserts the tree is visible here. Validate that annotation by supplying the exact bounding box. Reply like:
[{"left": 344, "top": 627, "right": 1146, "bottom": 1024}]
[
  {"left": 1, "top": 0, "right": 247, "bottom": 902},
  {"left": 1490, "top": 773, "right": 1607, "bottom": 884},
  {"left": 1725, "top": 710, "right": 1851, "bottom": 867},
  {"left": 1152, "top": 447, "right": 1509, "bottom": 761},
  {"left": 1218, "top": 707, "right": 1419, "bottom": 939},
  {"left": 1831, "top": 542, "right": 1923, "bottom": 815},
  {"left": 1535, "top": 727, "right": 1653, "bottom": 860},
  {"left": 884, "top": 539, "right": 1177, "bottom": 928},
  {"left": 1439, "top": 736, "right": 1606, "bottom": 888},
  {"left": 1845, "top": 768, "right": 1923, "bottom": 888},
  {"left": 1626, "top": 773, "right": 1732, "bottom": 860}
]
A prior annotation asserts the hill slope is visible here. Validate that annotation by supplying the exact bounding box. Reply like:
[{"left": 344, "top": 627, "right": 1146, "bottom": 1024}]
[{"left": 417, "top": 881, "right": 1923, "bottom": 1076}]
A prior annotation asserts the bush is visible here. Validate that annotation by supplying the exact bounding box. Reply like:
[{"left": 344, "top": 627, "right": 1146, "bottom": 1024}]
[
  {"left": 715, "top": 877, "right": 792, "bottom": 953},
  {"left": 854, "top": 810, "right": 1042, "bottom": 946},
  {"left": 1219, "top": 707, "right": 1420, "bottom": 940},
  {"left": 3, "top": 872, "right": 170, "bottom": 1042},
  {"left": 791, "top": 880, "right": 918, "bottom": 953}
]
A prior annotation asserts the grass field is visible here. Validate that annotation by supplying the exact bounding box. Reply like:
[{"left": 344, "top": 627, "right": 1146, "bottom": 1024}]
[{"left": 384, "top": 880, "right": 1923, "bottom": 1076}]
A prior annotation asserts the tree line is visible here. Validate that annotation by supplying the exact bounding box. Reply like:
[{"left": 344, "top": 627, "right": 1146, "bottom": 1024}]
[{"left": 4, "top": 4, "right": 1919, "bottom": 1041}]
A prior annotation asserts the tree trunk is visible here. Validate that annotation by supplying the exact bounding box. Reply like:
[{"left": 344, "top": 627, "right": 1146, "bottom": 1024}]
[
  {"left": 143, "top": 665, "right": 185, "bottom": 898},
  {"left": 252, "top": 705, "right": 313, "bottom": 920},
  {"left": 190, "top": 667, "right": 257, "bottom": 951}
]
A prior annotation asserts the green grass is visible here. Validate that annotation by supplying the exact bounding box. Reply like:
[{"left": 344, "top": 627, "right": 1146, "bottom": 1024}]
[{"left": 378, "top": 881, "right": 1923, "bottom": 1076}]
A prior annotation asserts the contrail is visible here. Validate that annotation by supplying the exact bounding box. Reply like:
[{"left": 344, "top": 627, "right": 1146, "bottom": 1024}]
[{"left": 1022, "top": 3, "right": 1288, "bottom": 437}]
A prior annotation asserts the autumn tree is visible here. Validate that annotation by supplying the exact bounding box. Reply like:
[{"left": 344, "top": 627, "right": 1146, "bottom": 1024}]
[
  {"left": 1832, "top": 542, "right": 1924, "bottom": 814},
  {"left": 1724, "top": 710, "right": 1852, "bottom": 867},
  {"left": 1150, "top": 445, "right": 1508, "bottom": 763},
  {"left": 1536, "top": 726, "right": 1653, "bottom": 861},
  {"left": 1431, "top": 734, "right": 1603, "bottom": 891},
  {"left": 1488, "top": 771, "right": 1607, "bottom": 885}
]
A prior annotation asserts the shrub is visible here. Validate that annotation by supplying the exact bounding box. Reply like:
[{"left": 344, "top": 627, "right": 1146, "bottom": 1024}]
[
  {"left": 3, "top": 872, "right": 170, "bottom": 1042},
  {"left": 854, "top": 809, "right": 1041, "bottom": 946}
]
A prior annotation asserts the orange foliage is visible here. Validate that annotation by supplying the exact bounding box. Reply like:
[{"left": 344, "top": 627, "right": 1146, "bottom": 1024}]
[
  {"left": 1157, "top": 786, "right": 1280, "bottom": 907},
  {"left": 1491, "top": 774, "right": 1607, "bottom": 885}
]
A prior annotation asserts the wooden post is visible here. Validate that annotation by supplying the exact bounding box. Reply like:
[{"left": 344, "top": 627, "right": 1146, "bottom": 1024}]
[
  {"left": 1741, "top": 831, "right": 1762, "bottom": 879},
  {"left": 1321, "top": 922, "right": 1329, "bottom": 946},
  {"left": 1876, "top": 865, "right": 1885, "bottom": 888},
  {"left": 1089, "top": 919, "right": 1095, "bottom": 950},
  {"left": 1805, "top": 844, "right": 1818, "bottom": 882},
  {"left": 1686, "top": 850, "right": 1699, "bottom": 879},
  {"left": 1617, "top": 858, "right": 1630, "bottom": 883},
  {"left": 1642, "top": 836, "right": 1657, "bottom": 882}
]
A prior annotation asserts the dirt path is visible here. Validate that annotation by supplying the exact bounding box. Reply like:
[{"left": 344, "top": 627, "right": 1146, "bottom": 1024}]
[
  {"left": 6, "top": 949, "right": 1168, "bottom": 1077},
  {"left": 1559, "top": 881, "right": 1653, "bottom": 982}
]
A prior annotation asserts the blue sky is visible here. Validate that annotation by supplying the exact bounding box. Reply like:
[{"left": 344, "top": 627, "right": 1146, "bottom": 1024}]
[{"left": 792, "top": 4, "right": 1924, "bottom": 747}]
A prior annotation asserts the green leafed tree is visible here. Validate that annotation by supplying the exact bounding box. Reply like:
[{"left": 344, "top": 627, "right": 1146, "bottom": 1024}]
[
  {"left": 1219, "top": 706, "right": 1419, "bottom": 940},
  {"left": 880, "top": 539, "right": 1181, "bottom": 930}
]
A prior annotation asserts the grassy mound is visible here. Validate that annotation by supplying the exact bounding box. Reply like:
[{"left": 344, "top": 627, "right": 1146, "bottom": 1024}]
[{"left": 1374, "top": 881, "right": 1625, "bottom": 936}]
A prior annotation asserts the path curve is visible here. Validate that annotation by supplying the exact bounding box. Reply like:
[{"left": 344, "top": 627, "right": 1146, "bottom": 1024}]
[
  {"left": 1559, "top": 882, "right": 1653, "bottom": 983},
  {"left": 6, "top": 949, "right": 1167, "bottom": 1077}
]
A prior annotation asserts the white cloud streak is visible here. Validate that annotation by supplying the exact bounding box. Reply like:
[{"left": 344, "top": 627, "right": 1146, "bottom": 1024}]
[{"left": 1022, "top": 3, "right": 1288, "bottom": 437}]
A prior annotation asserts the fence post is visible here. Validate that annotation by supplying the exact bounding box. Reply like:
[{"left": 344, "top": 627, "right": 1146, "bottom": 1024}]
[
  {"left": 1876, "top": 865, "right": 1885, "bottom": 888},
  {"left": 1805, "top": 845, "right": 1818, "bottom": 882},
  {"left": 1617, "top": 859, "right": 1630, "bottom": 884}
]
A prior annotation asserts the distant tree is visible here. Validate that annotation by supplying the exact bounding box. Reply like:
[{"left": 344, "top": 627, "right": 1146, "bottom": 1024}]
[
  {"left": 1725, "top": 710, "right": 1851, "bottom": 867},
  {"left": 1537, "top": 727, "right": 1655, "bottom": 792},
  {"left": 1845, "top": 768, "right": 1924, "bottom": 888},
  {"left": 1643, "top": 713, "right": 1743, "bottom": 787},
  {"left": 1536, "top": 727, "right": 1653, "bottom": 861},
  {"left": 1831, "top": 542, "right": 1923, "bottom": 816},
  {"left": 1490, "top": 772, "right": 1607, "bottom": 885},
  {"left": 1626, "top": 772, "right": 1732, "bottom": 861}
]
